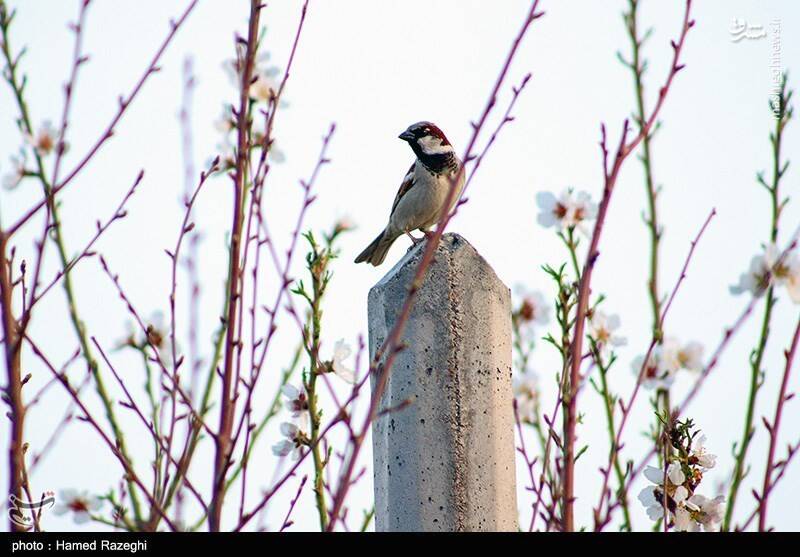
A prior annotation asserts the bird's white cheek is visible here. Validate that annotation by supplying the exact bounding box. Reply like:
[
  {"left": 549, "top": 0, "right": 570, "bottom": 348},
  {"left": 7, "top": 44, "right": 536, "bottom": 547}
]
[{"left": 417, "top": 136, "right": 453, "bottom": 155}]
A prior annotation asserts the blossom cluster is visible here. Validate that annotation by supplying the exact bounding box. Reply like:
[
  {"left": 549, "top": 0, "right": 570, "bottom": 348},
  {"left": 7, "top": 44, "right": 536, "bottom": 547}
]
[
  {"left": 2, "top": 120, "right": 64, "bottom": 190},
  {"left": 214, "top": 48, "right": 286, "bottom": 172},
  {"left": 511, "top": 288, "right": 549, "bottom": 425},
  {"left": 632, "top": 337, "right": 703, "bottom": 390},
  {"left": 639, "top": 419, "right": 723, "bottom": 531},
  {"left": 272, "top": 340, "right": 356, "bottom": 459},
  {"left": 731, "top": 242, "right": 800, "bottom": 303},
  {"left": 536, "top": 188, "right": 597, "bottom": 234},
  {"left": 513, "top": 373, "right": 539, "bottom": 424},
  {"left": 513, "top": 287, "right": 550, "bottom": 330},
  {"left": 52, "top": 489, "right": 103, "bottom": 525},
  {"left": 587, "top": 309, "right": 626, "bottom": 356}
]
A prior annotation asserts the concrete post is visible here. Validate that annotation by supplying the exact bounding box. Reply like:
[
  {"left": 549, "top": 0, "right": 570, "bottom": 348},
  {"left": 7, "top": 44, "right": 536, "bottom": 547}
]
[{"left": 367, "top": 233, "right": 517, "bottom": 532}]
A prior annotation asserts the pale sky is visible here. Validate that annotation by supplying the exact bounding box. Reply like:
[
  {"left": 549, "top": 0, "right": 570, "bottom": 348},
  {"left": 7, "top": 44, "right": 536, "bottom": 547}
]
[{"left": 1, "top": 0, "right": 799, "bottom": 531}]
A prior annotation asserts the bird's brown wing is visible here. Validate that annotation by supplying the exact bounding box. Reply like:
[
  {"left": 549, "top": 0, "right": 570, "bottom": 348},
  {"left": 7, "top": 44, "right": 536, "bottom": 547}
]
[{"left": 390, "top": 162, "right": 416, "bottom": 215}]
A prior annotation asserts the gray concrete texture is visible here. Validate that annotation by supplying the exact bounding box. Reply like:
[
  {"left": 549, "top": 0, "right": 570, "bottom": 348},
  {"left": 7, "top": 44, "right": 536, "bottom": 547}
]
[{"left": 367, "top": 233, "right": 518, "bottom": 532}]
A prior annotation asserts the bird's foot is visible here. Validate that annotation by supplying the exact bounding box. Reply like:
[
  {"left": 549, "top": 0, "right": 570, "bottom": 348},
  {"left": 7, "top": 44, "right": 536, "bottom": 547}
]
[{"left": 405, "top": 230, "right": 423, "bottom": 246}]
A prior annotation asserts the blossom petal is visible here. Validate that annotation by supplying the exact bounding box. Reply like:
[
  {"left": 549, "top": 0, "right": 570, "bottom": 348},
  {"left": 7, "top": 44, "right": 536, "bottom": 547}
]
[
  {"left": 638, "top": 486, "right": 657, "bottom": 507},
  {"left": 667, "top": 462, "right": 685, "bottom": 486},
  {"left": 280, "top": 421, "right": 299, "bottom": 438},
  {"left": 281, "top": 384, "right": 299, "bottom": 400},
  {"left": 643, "top": 465, "right": 664, "bottom": 485}
]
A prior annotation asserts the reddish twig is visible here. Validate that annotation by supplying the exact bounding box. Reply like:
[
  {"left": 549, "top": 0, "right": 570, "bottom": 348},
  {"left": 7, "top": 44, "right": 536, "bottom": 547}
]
[
  {"left": 19, "top": 0, "right": 91, "bottom": 342},
  {"left": 97, "top": 255, "right": 213, "bottom": 440},
  {"left": 562, "top": 0, "right": 694, "bottom": 530},
  {"left": 5, "top": 0, "right": 198, "bottom": 237},
  {"left": 230, "top": 124, "right": 334, "bottom": 481},
  {"left": 606, "top": 232, "right": 800, "bottom": 528},
  {"left": 592, "top": 207, "right": 714, "bottom": 530},
  {"left": 739, "top": 439, "right": 800, "bottom": 531},
  {"left": 30, "top": 361, "right": 90, "bottom": 472},
  {"left": 279, "top": 475, "right": 308, "bottom": 532},
  {"left": 162, "top": 159, "right": 216, "bottom": 501},
  {"left": 325, "top": 0, "right": 545, "bottom": 531},
  {"left": 0, "top": 231, "right": 25, "bottom": 531},
  {"left": 90, "top": 337, "right": 209, "bottom": 517},
  {"left": 24, "top": 335, "right": 178, "bottom": 532},
  {"left": 210, "top": 0, "right": 262, "bottom": 532},
  {"left": 514, "top": 402, "right": 547, "bottom": 531},
  {"left": 756, "top": 312, "right": 800, "bottom": 530},
  {"left": 21, "top": 171, "right": 142, "bottom": 324}
]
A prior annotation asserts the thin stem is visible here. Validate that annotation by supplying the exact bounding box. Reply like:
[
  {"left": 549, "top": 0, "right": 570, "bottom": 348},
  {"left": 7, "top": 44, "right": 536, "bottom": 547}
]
[
  {"left": 723, "top": 74, "right": 792, "bottom": 530},
  {"left": 209, "top": 0, "right": 261, "bottom": 532},
  {"left": 305, "top": 239, "right": 330, "bottom": 530},
  {"left": 0, "top": 233, "right": 24, "bottom": 531},
  {"left": 593, "top": 208, "right": 714, "bottom": 530},
  {"left": 595, "top": 350, "right": 632, "bottom": 531},
  {"left": 626, "top": 0, "right": 663, "bottom": 338},
  {"left": 564, "top": 1, "right": 694, "bottom": 530}
]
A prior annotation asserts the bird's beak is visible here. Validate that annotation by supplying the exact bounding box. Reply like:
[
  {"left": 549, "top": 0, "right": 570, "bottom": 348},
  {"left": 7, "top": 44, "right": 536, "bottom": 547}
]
[{"left": 398, "top": 130, "right": 415, "bottom": 142}]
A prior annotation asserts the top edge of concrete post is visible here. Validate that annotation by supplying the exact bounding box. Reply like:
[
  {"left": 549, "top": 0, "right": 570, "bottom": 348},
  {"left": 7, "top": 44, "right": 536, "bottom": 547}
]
[{"left": 367, "top": 233, "right": 518, "bottom": 532}]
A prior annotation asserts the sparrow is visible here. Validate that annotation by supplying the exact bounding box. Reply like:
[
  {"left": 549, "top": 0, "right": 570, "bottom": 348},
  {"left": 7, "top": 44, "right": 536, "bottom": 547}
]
[{"left": 355, "top": 121, "right": 464, "bottom": 266}]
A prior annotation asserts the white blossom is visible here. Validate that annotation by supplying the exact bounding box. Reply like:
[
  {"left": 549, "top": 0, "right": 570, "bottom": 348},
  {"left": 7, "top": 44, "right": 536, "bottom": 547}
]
[
  {"left": 730, "top": 244, "right": 776, "bottom": 297},
  {"left": 783, "top": 261, "right": 800, "bottom": 304},
  {"left": 643, "top": 463, "right": 684, "bottom": 486},
  {"left": 634, "top": 337, "right": 704, "bottom": 390},
  {"left": 667, "top": 462, "right": 685, "bottom": 485},
  {"left": 513, "top": 373, "right": 539, "bottom": 424},
  {"left": 676, "top": 341, "right": 704, "bottom": 373},
  {"left": 53, "top": 489, "right": 102, "bottom": 524},
  {"left": 640, "top": 462, "right": 724, "bottom": 531},
  {"left": 331, "top": 339, "right": 356, "bottom": 383},
  {"left": 571, "top": 190, "right": 598, "bottom": 225},
  {"left": 249, "top": 69, "right": 280, "bottom": 103},
  {"left": 281, "top": 384, "right": 309, "bottom": 427},
  {"left": 271, "top": 421, "right": 305, "bottom": 460},
  {"left": 673, "top": 505, "right": 697, "bottom": 532},
  {"left": 673, "top": 493, "right": 726, "bottom": 532},
  {"left": 514, "top": 287, "right": 550, "bottom": 327},
  {"left": 535, "top": 189, "right": 597, "bottom": 232},
  {"left": 214, "top": 105, "right": 235, "bottom": 134},
  {"left": 633, "top": 351, "right": 675, "bottom": 391},
  {"left": 640, "top": 464, "right": 689, "bottom": 528},
  {"left": 638, "top": 485, "right": 664, "bottom": 521},
  {"left": 690, "top": 435, "right": 717, "bottom": 469},
  {"left": 731, "top": 243, "right": 800, "bottom": 303},
  {"left": 588, "top": 310, "right": 626, "bottom": 353},
  {"left": 660, "top": 337, "right": 704, "bottom": 374},
  {"left": 2, "top": 151, "right": 27, "bottom": 190},
  {"left": 685, "top": 494, "right": 725, "bottom": 531},
  {"left": 223, "top": 49, "right": 282, "bottom": 103},
  {"left": 24, "top": 121, "right": 60, "bottom": 156}
]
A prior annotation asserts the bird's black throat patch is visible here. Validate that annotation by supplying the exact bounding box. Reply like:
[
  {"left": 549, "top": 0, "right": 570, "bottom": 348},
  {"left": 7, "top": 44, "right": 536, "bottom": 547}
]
[{"left": 417, "top": 151, "right": 458, "bottom": 174}]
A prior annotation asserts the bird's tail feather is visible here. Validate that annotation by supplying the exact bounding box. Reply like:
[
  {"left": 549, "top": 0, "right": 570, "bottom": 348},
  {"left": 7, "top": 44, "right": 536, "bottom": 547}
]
[{"left": 354, "top": 229, "right": 397, "bottom": 266}]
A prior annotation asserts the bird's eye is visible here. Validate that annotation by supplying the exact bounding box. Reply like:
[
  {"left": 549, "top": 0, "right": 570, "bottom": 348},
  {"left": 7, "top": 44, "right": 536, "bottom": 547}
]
[{"left": 423, "top": 128, "right": 430, "bottom": 134}]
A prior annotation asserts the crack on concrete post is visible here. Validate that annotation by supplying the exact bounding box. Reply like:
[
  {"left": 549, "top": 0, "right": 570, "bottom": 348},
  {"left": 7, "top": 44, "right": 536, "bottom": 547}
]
[{"left": 446, "top": 238, "right": 467, "bottom": 531}]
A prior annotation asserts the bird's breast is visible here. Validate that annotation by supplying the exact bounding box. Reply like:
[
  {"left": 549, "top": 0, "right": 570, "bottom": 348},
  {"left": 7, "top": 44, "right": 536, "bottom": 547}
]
[{"left": 389, "top": 163, "right": 463, "bottom": 232}]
